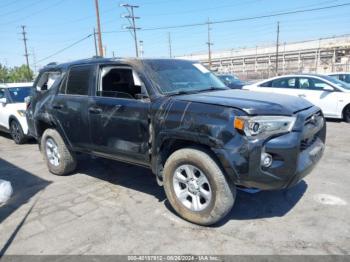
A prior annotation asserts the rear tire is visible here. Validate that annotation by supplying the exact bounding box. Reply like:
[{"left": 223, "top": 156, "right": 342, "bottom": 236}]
[
  {"left": 10, "top": 119, "right": 27, "bottom": 144},
  {"left": 344, "top": 105, "right": 350, "bottom": 123},
  {"left": 163, "top": 148, "right": 236, "bottom": 226},
  {"left": 41, "top": 129, "right": 77, "bottom": 176}
]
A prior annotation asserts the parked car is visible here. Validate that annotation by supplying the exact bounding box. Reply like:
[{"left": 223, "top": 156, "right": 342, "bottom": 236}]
[
  {"left": 0, "top": 82, "right": 33, "bottom": 144},
  {"left": 328, "top": 72, "right": 350, "bottom": 84},
  {"left": 27, "top": 58, "right": 325, "bottom": 225},
  {"left": 217, "top": 74, "right": 245, "bottom": 89},
  {"left": 244, "top": 74, "right": 350, "bottom": 122}
]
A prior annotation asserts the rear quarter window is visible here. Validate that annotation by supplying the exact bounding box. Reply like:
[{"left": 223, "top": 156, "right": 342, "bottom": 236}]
[{"left": 260, "top": 81, "right": 272, "bottom": 87}]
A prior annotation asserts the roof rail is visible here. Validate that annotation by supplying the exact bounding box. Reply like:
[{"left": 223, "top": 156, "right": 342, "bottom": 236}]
[
  {"left": 46, "top": 62, "right": 58, "bottom": 66},
  {"left": 92, "top": 56, "right": 103, "bottom": 59}
]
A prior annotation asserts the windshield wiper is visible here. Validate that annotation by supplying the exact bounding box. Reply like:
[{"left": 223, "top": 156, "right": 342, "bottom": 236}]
[{"left": 166, "top": 87, "right": 227, "bottom": 97}]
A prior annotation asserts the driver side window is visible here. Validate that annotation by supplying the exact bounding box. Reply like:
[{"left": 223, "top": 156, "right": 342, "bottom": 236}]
[
  {"left": 98, "top": 67, "right": 147, "bottom": 99},
  {"left": 299, "top": 78, "right": 333, "bottom": 91}
]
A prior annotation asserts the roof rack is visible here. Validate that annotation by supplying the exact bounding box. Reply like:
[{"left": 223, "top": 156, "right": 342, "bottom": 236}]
[{"left": 46, "top": 62, "right": 58, "bottom": 66}]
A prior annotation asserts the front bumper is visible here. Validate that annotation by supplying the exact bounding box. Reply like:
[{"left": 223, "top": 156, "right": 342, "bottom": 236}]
[
  {"left": 214, "top": 107, "right": 326, "bottom": 190},
  {"left": 17, "top": 115, "right": 29, "bottom": 135}
]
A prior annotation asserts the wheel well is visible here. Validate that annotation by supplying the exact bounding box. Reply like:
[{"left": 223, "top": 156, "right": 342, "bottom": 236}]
[
  {"left": 342, "top": 103, "right": 350, "bottom": 118},
  {"left": 8, "top": 116, "right": 18, "bottom": 127},
  {"left": 159, "top": 139, "right": 211, "bottom": 166},
  {"left": 157, "top": 139, "right": 227, "bottom": 182},
  {"left": 36, "top": 120, "right": 55, "bottom": 139}
]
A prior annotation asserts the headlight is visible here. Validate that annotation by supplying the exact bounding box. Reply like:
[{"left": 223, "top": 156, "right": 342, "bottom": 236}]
[
  {"left": 17, "top": 110, "right": 26, "bottom": 117},
  {"left": 234, "top": 115, "right": 296, "bottom": 138}
]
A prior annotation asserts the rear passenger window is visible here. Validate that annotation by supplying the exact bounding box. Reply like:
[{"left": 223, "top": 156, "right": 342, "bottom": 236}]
[{"left": 65, "top": 65, "right": 94, "bottom": 95}]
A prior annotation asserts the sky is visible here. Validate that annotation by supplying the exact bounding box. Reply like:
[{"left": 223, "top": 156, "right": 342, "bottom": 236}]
[{"left": 1, "top": 0, "right": 350, "bottom": 71}]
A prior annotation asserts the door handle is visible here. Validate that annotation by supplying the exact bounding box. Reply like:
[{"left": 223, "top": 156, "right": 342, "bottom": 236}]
[
  {"left": 89, "top": 107, "right": 103, "bottom": 114},
  {"left": 53, "top": 104, "right": 63, "bottom": 109},
  {"left": 298, "top": 94, "right": 306, "bottom": 98}
]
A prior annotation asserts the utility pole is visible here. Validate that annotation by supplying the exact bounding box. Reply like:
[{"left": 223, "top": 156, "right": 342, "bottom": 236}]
[
  {"left": 206, "top": 18, "right": 213, "bottom": 70},
  {"left": 168, "top": 32, "right": 172, "bottom": 58},
  {"left": 31, "top": 48, "right": 37, "bottom": 76},
  {"left": 93, "top": 28, "right": 98, "bottom": 56},
  {"left": 139, "top": 40, "right": 144, "bottom": 57},
  {"left": 275, "top": 21, "right": 280, "bottom": 75},
  {"left": 94, "top": 0, "right": 104, "bottom": 57},
  {"left": 21, "top": 25, "right": 31, "bottom": 80},
  {"left": 121, "top": 4, "right": 140, "bottom": 57}
]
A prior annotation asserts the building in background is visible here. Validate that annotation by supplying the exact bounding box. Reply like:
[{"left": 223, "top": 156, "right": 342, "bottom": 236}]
[{"left": 178, "top": 35, "right": 350, "bottom": 80}]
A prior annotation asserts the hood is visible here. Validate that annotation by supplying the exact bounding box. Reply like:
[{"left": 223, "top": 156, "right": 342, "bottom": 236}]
[{"left": 175, "top": 90, "right": 313, "bottom": 116}]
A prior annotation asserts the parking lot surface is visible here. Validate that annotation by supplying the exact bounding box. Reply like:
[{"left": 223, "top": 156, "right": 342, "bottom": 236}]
[{"left": 0, "top": 121, "right": 349, "bottom": 255}]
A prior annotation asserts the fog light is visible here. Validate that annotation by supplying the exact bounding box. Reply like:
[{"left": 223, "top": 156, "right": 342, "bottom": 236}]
[{"left": 261, "top": 153, "right": 273, "bottom": 168}]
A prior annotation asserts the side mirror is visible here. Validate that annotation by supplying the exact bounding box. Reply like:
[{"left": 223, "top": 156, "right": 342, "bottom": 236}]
[
  {"left": 0, "top": 98, "right": 7, "bottom": 105},
  {"left": 323, "top": 86, "right": 334, "bottom": 92}
]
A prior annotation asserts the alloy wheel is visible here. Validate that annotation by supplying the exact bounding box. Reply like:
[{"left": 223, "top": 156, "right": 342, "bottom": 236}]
[
  {"left": 173, "top": 164, "right": 212, "bottom": 212},
  {"left": 45, "top": 138, "right": 61, "bottom": 167}
]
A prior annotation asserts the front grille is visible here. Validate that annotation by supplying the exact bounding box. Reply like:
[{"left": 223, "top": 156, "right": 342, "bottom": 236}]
[
  {"left": 300, "top": 110, "right": 323, "bottom": 152},
  {"left": 300, "top": 136, "right": 317, "bottom": 151},
  {"left": 304, "top": 111, "right": 322, "bottom": 126}
]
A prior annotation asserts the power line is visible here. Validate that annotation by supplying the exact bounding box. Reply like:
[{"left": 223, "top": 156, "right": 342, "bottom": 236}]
[
  {"left": 140, "top": 2, "right": 350, "bottom": 31},
  {"left": 0, "top": 0, "right": 67, "bottom": 26},
  {"left": 0, "top": 0, "right": 42, "bottom": 17},
  {"left": 36, "top": 34, "right": 93, "bottom": 64}
]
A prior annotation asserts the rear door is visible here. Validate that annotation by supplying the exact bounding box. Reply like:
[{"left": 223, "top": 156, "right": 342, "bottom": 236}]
[
  {"left": 52, "top": 64, "right": 96, "bottom": 150},
  {"left": 297, "top": 77, "right": 339, "bottom": 117},
  {"left": 88, "top": 65, "right": 150, "bottom": 165}
]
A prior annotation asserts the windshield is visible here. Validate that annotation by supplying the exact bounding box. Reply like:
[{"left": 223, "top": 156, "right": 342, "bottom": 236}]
[
  {"left": 144, "top": 60, "right": 227, "bottom": 95},
  {"left": 8, "top": 87, "right": 31, "bottom": 103},
  {"left": 320, "top": 75, "right": 350, "bottom": 90},
  {"left": 219, "top": 75, "right": 241, "bottom": 84}
]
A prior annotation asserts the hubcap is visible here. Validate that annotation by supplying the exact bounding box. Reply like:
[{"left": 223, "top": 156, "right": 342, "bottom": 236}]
[
  {"left": 45, "top": 138, "right": 60, "bottom": 167},
  {"left": 11, "top": 122, "right": 20, "bottom": 142},
  {"left": 173, "top": 164, "right": 212, "bottom": 212}
]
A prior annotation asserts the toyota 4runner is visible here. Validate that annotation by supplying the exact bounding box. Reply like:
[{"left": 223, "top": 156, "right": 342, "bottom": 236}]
[{"left": 27, "top": 58, "right": 326, "bottom": 225}]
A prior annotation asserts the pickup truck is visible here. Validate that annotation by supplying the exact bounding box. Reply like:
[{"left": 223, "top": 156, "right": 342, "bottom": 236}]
[{"left": 27, "top": 58, "right": 326, "bottom": 225}]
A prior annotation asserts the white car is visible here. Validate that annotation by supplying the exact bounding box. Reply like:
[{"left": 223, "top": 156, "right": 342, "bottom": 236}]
[
  {"left": 243, "top": 74, "right": 350, "bottom": 122},
  {"left": 0, "top": 82, "right": 33, "bottom": 144},
  {"left": 328, "top": 72, "right": 350, "bottom": 84}
]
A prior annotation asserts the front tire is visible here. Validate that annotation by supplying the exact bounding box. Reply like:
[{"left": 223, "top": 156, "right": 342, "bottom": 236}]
[
  {"left": 10, "top": 119, "right": 27, "bottom": 144},
  {"left": 163, "top": 148, "right": 236, "bottom": 226},
  {"left": 41, "top": 129, "right": 77, "bottom": 176}
]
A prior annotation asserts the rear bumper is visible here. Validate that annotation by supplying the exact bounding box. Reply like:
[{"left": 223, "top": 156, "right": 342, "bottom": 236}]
[{"left": 214, "top": 107, "right": 326, "bottom": 190}]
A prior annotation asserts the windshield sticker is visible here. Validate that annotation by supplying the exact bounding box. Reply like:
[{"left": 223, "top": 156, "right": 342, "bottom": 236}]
[{"left": 193, "top": 63, "right": 210, "bottom": 74}]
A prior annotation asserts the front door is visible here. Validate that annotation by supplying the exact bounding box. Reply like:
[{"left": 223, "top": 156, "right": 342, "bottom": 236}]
[
  {"left": 297, "top": 77, "right": 339, "bottom": 117},
  {"left": 89, "top": 66, "right": 150, "bottom": 165}
]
